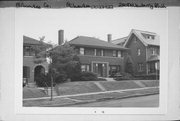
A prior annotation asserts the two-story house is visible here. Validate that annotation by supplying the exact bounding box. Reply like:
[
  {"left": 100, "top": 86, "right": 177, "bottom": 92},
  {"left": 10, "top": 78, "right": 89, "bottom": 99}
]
[
  {"left": 112, "top": 29, "right": 160, "bottom": 78},
  {"left": 68, "top": 35, "right": 128, "bottom": 77},
  {"left": 23, "top": 36, "right": 49, "bottom": 85}
]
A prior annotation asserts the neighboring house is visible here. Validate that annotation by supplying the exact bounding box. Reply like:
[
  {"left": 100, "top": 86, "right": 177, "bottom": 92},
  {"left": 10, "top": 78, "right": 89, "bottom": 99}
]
[
  {"left": 68, "top": 35, "right": 128, "bottom": 77},
  {"left": 112, "top": 29, "right": 160, "bottom": 77},
  {"left": 23, "top": 36, "right": 49, "bottom": 85},
  {"left": 111, "top": 37, "right": 127, "bottom": 46}
]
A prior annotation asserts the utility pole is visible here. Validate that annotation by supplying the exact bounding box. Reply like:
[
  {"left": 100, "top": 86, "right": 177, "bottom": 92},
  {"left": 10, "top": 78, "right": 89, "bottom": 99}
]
[
  {"left": 50, "top": 72, "right": 53, "bottom": 101},
  {"left": 47, "top": 55, "right": 53, "bottom": 101}
]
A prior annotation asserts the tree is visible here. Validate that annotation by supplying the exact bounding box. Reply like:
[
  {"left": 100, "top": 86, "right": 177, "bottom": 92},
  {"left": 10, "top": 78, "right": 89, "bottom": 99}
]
[
  {"left": 124, "top": 54, "right": 134, "bottom": 75},
  {"left": 32, "top": 36, "right": 53, "bottom": 58},
  {"left": 48, "top": 42, "right": 81, "bottom": 83}
]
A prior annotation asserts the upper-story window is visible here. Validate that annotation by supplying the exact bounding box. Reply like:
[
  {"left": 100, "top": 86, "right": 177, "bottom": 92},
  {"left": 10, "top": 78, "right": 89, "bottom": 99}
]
[
  {"left": 80, "top": 47, "right": 84, "bottom": 55},
  {"left": 23, "top": 46, "right": 35, "bottom": 56},
  {"left": 113, "top": 50, "right": 116, "bottom": 57},
  {"left": 137, "top": 48, "right": 141, "bottom": 56},
  {"left": 94, "top": 49, "right": 97, "bottom": 56},
  {"left": 101, "top": 50, "right": 104, "bottom": 56},
  {"left": 96, "top": 49, "right": 102, "bottom": 56},
  {"left": 152, "top": 48, "right": 155, "bottom": 55},
  {"left": 142, "top": 33, "right": 155, "bottom": 40},
  {"left": 117, "top": 51, "right": 122, "bottom": 57}
]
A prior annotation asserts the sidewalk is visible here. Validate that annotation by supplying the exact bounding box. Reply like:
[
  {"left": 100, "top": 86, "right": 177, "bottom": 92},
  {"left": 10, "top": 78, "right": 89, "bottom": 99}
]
[{"left": 23, "top": 86, "right": 159, "bottom": 107}]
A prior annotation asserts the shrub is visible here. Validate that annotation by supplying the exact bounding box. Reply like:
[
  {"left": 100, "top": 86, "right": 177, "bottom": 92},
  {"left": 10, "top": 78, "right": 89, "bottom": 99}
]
[
  {"left": 96, "top": 77, "right": 107, "bottom": 81},
  {"left": 80, "top": 71, "right": 97, "bottom": 81},
  {"left": 54, "top": 73, "right": 67, "bottom": 84},
  {"left": 115, "top": 72, "right": 134, "bottom": 81},
  {"left": 35, "top": 73, "right": 47, "bottom": 87}
]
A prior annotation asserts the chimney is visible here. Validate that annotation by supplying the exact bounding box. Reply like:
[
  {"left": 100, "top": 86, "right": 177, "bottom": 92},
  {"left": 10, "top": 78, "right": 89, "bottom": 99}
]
[
  {"left": 58, "top": 30, "right": 64, "bottom": 45},
  {"left": 107, "top": 34, "right": 112, "bottom": 43}
]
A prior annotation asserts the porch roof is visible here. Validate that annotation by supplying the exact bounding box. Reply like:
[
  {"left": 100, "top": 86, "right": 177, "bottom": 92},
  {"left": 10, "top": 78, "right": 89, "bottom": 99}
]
[{"left": 147, "top": 55, "right": 159, "bottom": 62}]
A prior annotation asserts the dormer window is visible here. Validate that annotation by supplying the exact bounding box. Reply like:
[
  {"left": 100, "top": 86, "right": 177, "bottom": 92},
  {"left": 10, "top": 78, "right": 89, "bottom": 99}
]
[
  {"left": 142, "top": 33, "right": 155, "bottom": 40},
  {"left": 147, "top": 35, "right": 154, "bottom": 40}
]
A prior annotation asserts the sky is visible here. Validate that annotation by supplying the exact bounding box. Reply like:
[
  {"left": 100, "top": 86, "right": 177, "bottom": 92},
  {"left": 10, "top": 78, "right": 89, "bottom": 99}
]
[{"left": 15, "top": 8, "right": 167, "bottom": 45}]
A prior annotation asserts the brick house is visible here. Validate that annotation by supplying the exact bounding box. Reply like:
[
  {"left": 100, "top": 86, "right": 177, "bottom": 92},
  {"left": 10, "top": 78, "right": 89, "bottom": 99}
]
[
  {"left": 112, "top": 29, "right": 160, "bottom": 77},
  {"left": 68, "top": 35, "right": 128, "bottom": 77},
  {"left": 23, "top": 36, "right": 49, "bottom": 84}
]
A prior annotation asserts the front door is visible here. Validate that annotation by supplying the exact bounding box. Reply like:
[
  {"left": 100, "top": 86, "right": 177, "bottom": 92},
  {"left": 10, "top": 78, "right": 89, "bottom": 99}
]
[{"left": 93, "top": 62, "right": 107, "bottom": 77}]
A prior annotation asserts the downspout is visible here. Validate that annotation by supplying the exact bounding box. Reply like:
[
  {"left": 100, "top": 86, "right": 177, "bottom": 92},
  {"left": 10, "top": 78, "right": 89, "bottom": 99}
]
[{"left": 146, "top": 46, "right": 148, "bottom": 75}]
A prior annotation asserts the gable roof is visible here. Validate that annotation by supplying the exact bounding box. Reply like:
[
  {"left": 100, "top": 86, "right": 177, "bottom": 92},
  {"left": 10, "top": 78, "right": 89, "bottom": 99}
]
[
  {"left": 69, "top": 36, "right": 127, "bottom": 50},
  {"left": 124, "top": 29, "right": 160, "bottom": 47},
  {"left": 23, "top": 36, "right": 40, "bottom": 45},
  {"left": 111, "top": 37, "right": 127, "bottom": 45}
]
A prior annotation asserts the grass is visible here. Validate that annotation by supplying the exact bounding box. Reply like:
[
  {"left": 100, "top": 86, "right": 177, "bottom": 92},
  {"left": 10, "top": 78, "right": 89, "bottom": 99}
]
[
  {"left": 55, "top": 81, "right": 102, "bottom": 96},
  {"left": 23, "top": 87, "right": 48, "bottom": 99},
  {"left": 23, "top": 80, "right": 159, "bottom": 99}
]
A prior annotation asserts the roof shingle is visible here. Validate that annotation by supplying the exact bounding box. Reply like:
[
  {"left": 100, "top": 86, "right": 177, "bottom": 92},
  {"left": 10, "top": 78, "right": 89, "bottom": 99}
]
[
  {"left": 69, "top": 36, "right": 127, "bottom": 50},
  {"left": 133, "top": 29, "right": 160, "bottom": 46},
  {"left": 23, "top": 36, "right": 40, "bottom": 45},
  {"left": 147, "top": 55, "right": 160, "bottom": 62},
  {"left": 111, "top": 37, "right": 127, "bottom": 45}
]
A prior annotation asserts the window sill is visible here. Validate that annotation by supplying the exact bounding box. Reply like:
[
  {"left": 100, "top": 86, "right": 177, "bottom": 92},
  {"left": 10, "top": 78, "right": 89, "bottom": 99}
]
[{"left": 78, "top": 54, "right": 124, "bottom": 59}]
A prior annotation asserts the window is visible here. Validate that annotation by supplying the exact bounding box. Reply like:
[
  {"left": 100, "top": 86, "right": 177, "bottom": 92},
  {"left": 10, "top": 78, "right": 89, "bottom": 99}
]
[
  {"left": 152, "top": 48, "right": 155, "bottom": 55},
  {"left": 117, "top": 51, "right": 122, "bottom": 57},
  {"left": 138, "top": 63, "right": 143, "bottom": 72},
  {"left": 23, "top": 66, "right": 30, "bottom": 78},
  {"left": 157, "top": 48, "right": 160, "bottom": 55},
  {"left": 147, "top": 35, "right": 154, "bottom": 40},
  {"left": 23, "top": 46, "right": 35, "bottom": 56},
  {"left": 113, "top": 50, "right": 116, "bottom": 57},
  {"left": 137, "top": 49, "right": 141, "bottom": 56},
  {"left": 81, "top": 65, "right": 86, "bottom": 72},
  {"left": 81, "top": 65, "right": 90, "bottom": 72},
  {"left": 109, "top": 65, "right": 121, "bottom": 76},
  {"left": 94, "top": 49, "right": 97, "bottom": 56},
  {"left": 96, "top": 49, "right": 101, "bottom": 56},
  {"left": 101, "top": 50, "right": 104, "bottom": 56},
  {"left": 80, "top": 47, "right": 84, "bottom": 55}
]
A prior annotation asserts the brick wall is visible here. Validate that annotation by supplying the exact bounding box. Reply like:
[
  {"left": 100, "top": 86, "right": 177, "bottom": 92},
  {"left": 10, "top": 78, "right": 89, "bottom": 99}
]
[
  {"left": 126, "top": 34, "right": 147, "bottom": 75},
  {"left": 23, "top": 56, "right": 48, "bottom": 83}
]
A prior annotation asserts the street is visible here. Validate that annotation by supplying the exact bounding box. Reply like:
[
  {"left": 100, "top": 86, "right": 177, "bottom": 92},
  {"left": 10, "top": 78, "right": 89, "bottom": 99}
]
[{"left": 68, "top": 94, "right": 159, "bottom": 107}]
